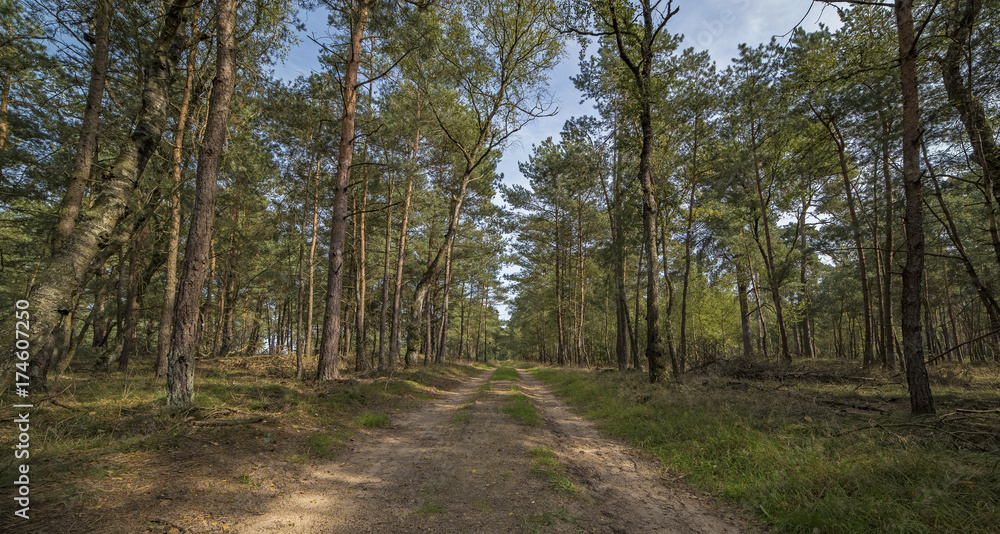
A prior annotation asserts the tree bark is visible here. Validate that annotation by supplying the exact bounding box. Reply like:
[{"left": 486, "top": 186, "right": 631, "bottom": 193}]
[
  {"left": 304, "top": 159, "right": 322, "bottom": 375},
  {"left": 894, "top": 0, "right": 935, "bottom": 415},
  {"left": 166, "top": 0, "right": 236, "bottom": 407},
  {"left": 14, "top": 1, "right": 188, "bottom": 393},
  {"left": 736, "top": 254, "right": 754, "bottom": 359},
  {"left": 813, "top": 109, "right": 874, "bottom": 367},
  {"left": 881, "top": 124, "right": 898, "bottom": 371},
  {"left": 941, "top": 0, "right": 1000, "bottom": 269},
  {"left": 157, "top": 8, "right": 201, "bottom": 377},
  {"left": 354, "top": 160, "right": 370, "bottom": 371},
  {"left": 52, "top": 0, "right": 111, "bottom": 253},
  {"left": 377, "top": 174, "right": 393, "bottom": 371},
  {"left": 750, "top": 127, "right": 791, "bottom": 364},
  {"left": 388, "top": 99, "right": 421, "bottom": 367},
  {"left": 317, "top": 0, "right": 370, "bottom": 381}
]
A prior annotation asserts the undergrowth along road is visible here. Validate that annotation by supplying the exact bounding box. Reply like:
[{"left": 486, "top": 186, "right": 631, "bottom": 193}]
[
  {"left": 1, "top": 360, "right": 754, "bottom": 533},
  {"left": 529, "top": 362, "right": 1000, "bottom": 533}
]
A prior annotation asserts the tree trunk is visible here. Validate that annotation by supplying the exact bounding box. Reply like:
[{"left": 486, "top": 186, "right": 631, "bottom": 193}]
[
  {"left": 166, "top": 0, "right": 236, "bottom": 407},
  {"left": 52, "top": 0, "right": 111, "bottom": 253},
  {"left": 119, "top": 232, "right": 147, "bottom": 371},
  {"left": 736, "top": 254, "right": 754, "bottom": 359},
  {"left": 14, "top": 1, "right": 188, "bottom": 393},
  {"left": 156, "top": 8, "right": 201, "bottom": 377},
  {"left": 660, "top": 209, "right": 678, "bottom": 375},
  {"left": 881, "top": 125, "right": 898, "bottom": 371},
  {"left": 304, "top": 159, "right": 322, "bottom": 375},
  {"left": 377, "top": 174, "right": 393, "bottom": 371},
  {"left": 435, "top": 229, "right": 456, "bottom": 364},
  {"left": 402, "top": 171, "right": 473, "bottom": 366},
  {"left": 354, "top": 161, "right": 370, "bottom": 371},
  {"left": 894, "top": 0, "right": 935, "bottom": 414},
  {"left": 941, "top": 0, "right": 1000, "bottom": 269},
  {"left": 813, "top": 109, "right": 874, "bottom": 367},
  {"left": 750, "top": 127, "right": 791, "bottom": 364},
  {"left": 317, "top": 1, "right": 370, "bottom": 381},
  {"left": 679, "top": 175, "right": 696, "bottom": 374},
  {"left": 388, "top": 115, "right": 421, "bottom": 367}
]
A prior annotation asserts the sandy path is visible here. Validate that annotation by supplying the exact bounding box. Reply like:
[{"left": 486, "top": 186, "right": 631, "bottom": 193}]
[{"left": 231, "top": 367, "right": 754, "bottom": 533}]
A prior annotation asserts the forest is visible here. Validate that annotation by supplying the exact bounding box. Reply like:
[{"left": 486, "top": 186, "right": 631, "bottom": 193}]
[{"left": 2, "top": 0, "right": 999, "bottom": 531}]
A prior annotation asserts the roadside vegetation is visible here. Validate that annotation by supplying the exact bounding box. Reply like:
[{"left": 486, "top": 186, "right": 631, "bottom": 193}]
[
  {"left": 0, "top": 357, "right": 485, "bottom": 531},
  {"left": 530, "top": 361, "right": 1000, "bottom": 533}
]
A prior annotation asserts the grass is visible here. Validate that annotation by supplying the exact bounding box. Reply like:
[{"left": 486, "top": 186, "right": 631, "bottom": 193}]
[
  {"left": 501, "top": 393, "right": 541, "bottom": 426},
  {"left": 414, "top": 500, "right": 446, "bottom": 515},
  {"left": 490, "top": 365, "right": 521, "bottom": 381},
  {"left": 0, "top": 356, "right": 486, "bottom": 531},
  {"left": 352, "top": 412, "right": 391, "bottom": 428},
  {"left": 529, "top": 447, "right": 578, "bottom": 494},
  {"left": 529, "top": 362, "right": 1000, "bottom": 533}
]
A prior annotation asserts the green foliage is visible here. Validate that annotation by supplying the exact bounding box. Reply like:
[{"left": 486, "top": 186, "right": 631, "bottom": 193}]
[
  {"left": 528, "top": 447, "right": 578, "bottom": 494},
  {"left": 531, "top": 366, "right": 1000, "bottom": 532},
  {"left": 501, "top": 393, "right": 541, "bottom": 426},
  {"left": 352, "top": 412, "right": 391, "bottom": 428},
  {"left": 490, "top": 365, "right": 520, "bottom": 381}
]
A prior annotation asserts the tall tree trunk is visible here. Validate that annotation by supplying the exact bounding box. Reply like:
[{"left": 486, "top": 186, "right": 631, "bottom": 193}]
[
  {"left": 388, "top": 109, "right": 421, "bottom": 367},
  {"left": 157, "top": 8, "right": 201, "bottom": 377},
  {"left": 166, "top": 0, "right": 236, "bottom": 407},
  {"left": 895, "top": 0, "right": 935, "bottom": 414},
  {"left": 736, "top": 254, "right": 754, "bottom": 359},
  {"left": 679, "top": 176, "right": 696, "bottom": 375},
  {"left": 926, "top": 151, "right": 1000, "bottom": 330},
  {"left": 52, "top": 0, "right": 111, "bottom": 253},
  {"left": 638, "top": 104, "right": 665, "bottom": 381},
  {"left": 631, "top": 248, "right": 642, "bottom": 370},
  {"left": 377, "top": 174, "right": 393, "bottom": 371},
  {"left": 599, "top": 122, "right": 630, "bottom": 371},
  {"left": 555, "top": 203, "right": 567, "bottom": 365},
  {"left": 660, "top": 209, "right": 678, "bottom": 375},
  {"left": 304, "top": 159, "right": 322, "bottom": 375},
  {"left": 119, "top": 232, "right": 147, "bottom": 371},
  {"left": 15, "top": 1, "right": 188, "bottom": 393},
  {"left": 941, "top": 0, "right": 1000, "bottom": 269},
  {"left": 317, "top": 1, "right": 370, "bottom": 381},
  {"left": 355, "top": 161, "right": 370, "bottom": 371},
  {"left": 750, "top": 128, "right": 791, "bottom": 364},
  {"left": 459, "top": 280, "right": 467, "bottom": 360},
  {"left": 475, "top": 286, "right": 486, "bottom": 361},
  {"left": 881, "top": 125, "right": 898, "bottom": 371},
  {"left": 605, "top": 0, "right": 676, "bottom": 381},
  {"left": 435, "top": 243, "right": 454, "bottom": 364},
  {"left": 814, "top": 109, "right": 874, "bottom": 367},
  {"left": 402, "top": 171, "right": 473, "bottom": 366}
]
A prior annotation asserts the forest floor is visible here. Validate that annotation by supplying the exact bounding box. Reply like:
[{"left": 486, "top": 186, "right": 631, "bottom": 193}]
[
  {"left": 6, "top": 358, "right": 997, "bottom": 533},
  {"left": 1, "top": 362, "right": 755, "bottom": 534}
]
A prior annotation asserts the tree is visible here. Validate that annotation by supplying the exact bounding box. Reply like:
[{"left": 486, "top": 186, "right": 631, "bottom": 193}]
[
  {"left": 15, "top": 0, "right": 189, "bottom": 392},
  {"left": 166, "top": 0, "right": 237, "bottom": 407},
  {"left": 401, "top": 0, "right": 564, "bottom": 366}
]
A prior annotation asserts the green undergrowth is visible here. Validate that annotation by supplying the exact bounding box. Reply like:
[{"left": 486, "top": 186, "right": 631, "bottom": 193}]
[
  {"left": 0, "top": 358, "right": 485, "bottom": 509},
  {"left": 502, "top": 393, "right": 541, "bottom": 426},
  {"left": 529, "top": 447, "right": 578, "bottom": 494},
  {"left": 490, "top": 365, "right": 521, "bottom": 381},
  {"left": 529, "top": 364, "right": 1000, "bottom": 533}
]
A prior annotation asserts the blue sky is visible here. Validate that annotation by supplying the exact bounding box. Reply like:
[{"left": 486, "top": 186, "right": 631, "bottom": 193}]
[{"left": 273, "top": 1, "right": 844, "bottom": 320}]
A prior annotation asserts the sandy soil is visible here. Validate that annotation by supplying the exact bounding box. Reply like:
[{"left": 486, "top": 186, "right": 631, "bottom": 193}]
[{"left": 227, "top": 367, "right": 757, "bottom": 533}]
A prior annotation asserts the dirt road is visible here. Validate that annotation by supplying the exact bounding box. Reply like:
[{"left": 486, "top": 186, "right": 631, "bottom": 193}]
[{"left": 232, "top": 367, "right": 753, "bottom": 533}]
